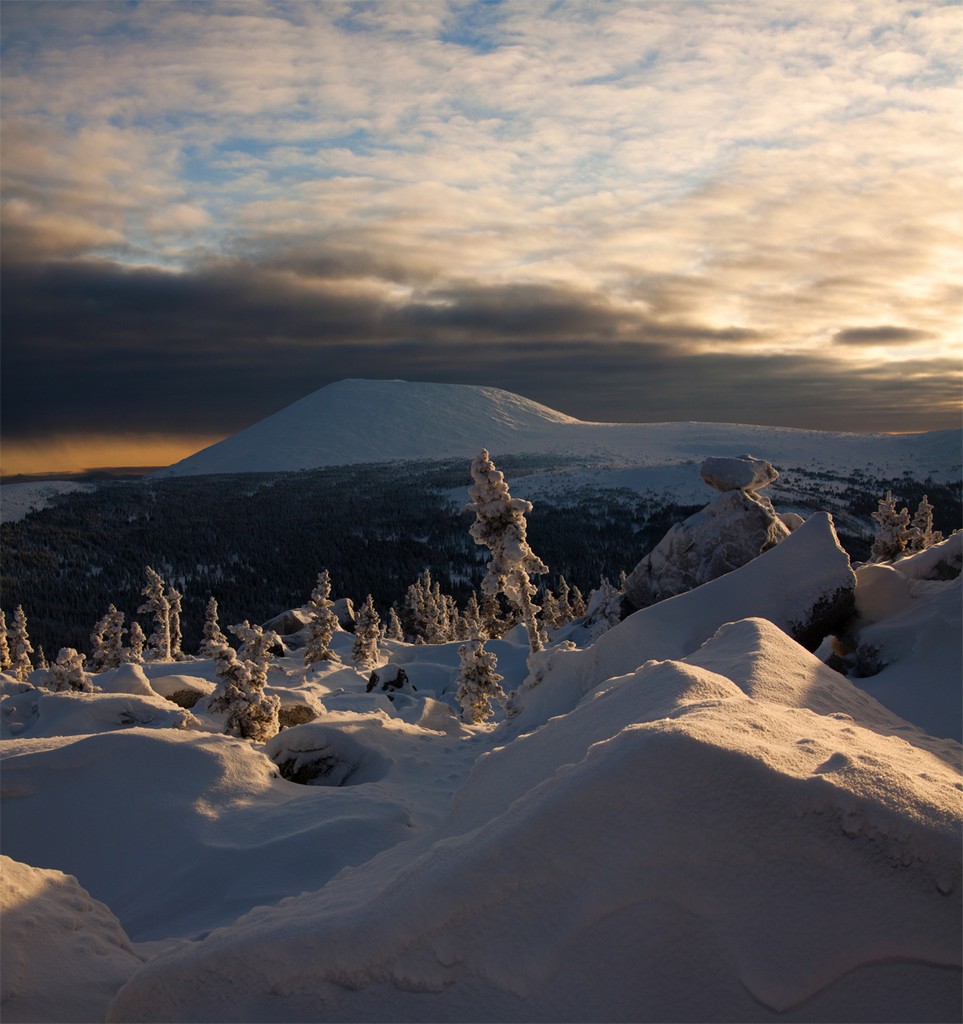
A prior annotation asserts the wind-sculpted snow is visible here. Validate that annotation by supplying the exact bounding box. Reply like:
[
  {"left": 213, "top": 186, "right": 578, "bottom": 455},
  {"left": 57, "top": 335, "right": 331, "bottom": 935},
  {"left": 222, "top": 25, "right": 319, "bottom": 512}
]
[
  {"left": 0, "top": 729, "right": 413, "bottom": 940},
  {"left": 106, "top": 654, "right": 962, "bottom": 1023},
  {"left": 3, "top": 508, "right": 961, "bottom": 1023},
  {"left": 512, "top": 512, "right": 855, "bottom": 732},
  {"left": 1, "top": 856, "right": 143, "bottom": 1024}
]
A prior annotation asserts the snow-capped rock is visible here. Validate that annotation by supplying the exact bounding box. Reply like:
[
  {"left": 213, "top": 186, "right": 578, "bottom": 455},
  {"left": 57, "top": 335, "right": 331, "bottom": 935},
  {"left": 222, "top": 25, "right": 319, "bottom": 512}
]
[
  {"left": 513, "top": 512, "right": 855, "bottom": 731},
  {"left": 623, "top": 480, "right": 791, "bottom": 612},
  {"left": 700, "top": 453, "right": 779, "bottom": 492}
]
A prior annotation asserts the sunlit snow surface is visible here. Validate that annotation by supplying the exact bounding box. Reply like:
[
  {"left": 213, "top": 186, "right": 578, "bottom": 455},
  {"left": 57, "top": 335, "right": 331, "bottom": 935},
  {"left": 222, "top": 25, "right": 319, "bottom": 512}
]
[
  {"left": 1, "top": 528, "right": 961, "bottom": 1023},
  {"left": 156, "top": 378, "right": 963, "bottom": 480}
]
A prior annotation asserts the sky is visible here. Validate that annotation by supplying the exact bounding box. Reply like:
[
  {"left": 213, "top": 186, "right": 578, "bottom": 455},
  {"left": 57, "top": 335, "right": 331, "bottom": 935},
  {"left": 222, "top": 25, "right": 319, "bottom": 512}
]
[{"left": 1, "top": 0, "right": 961, "bottom": 475}]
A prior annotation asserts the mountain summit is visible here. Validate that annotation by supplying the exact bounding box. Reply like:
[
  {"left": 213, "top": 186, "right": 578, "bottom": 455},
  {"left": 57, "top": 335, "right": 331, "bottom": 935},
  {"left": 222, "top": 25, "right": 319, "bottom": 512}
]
[
  {"left": 156, "top": 378, "right": 959, "bottom": 478},
  {"left": 156, "top": 380, "right": 580, "bottom": 477}
]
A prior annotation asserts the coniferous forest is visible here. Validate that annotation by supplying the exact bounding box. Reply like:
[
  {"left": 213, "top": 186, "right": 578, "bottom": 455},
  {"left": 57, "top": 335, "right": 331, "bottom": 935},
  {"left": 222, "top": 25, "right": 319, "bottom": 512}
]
[{"left": 1, "top": 455, "right": 959, "bottom": 660}]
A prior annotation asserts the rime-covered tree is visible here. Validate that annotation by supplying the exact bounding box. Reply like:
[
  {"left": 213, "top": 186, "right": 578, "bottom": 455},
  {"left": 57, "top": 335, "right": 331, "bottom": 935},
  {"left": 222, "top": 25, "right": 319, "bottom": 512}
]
[
  {"left": 460, "top": 591, "right": 486, "bottom": 640},
  {"left": 0, "top": 610, "right": 11, "bottom": 672},
  {"left": 304, "top": 570, "right": 341, "bottom": 667},
  {"left": 35, "top": 646, "right": 49, "bottom": 671},
  {"left": 466, "top": 449, "right": 549, "bottom": 654},
  {"left": 90, "top": 604, "right": 126, "bottom": 672},
  {"left": 126, "top": 622, "right": 146, "bottom": 665},
  {"left": 10, "top": 605, "right": 34, "bottom": 682},
  {"left": 584, "top": 577, "right": 623, "bottom": 640},
  {"left": 569, "top": 584, "right": 587, "bottom": 618},
  {"left": 49, "top": 647, "right": 94, "bottom": 692},
  {"left": 870, "top": 491, "right": 912, "bottom": 562},
  {"left": 199, "top": 597, "right": 229, "bottom": 658},
  {"left": 352, "top": 594, "right": 382, "bottom": 667},
  {"left": 138, "top": 566, "right": 171, "bottom": 661},
  {"left": 540, "top": 588, "right": 562, "bottom": 630},
  {"left": 908, "top": 495, "right": 943, "bottom": 553},
  {"left": 455, "top": 639, "right": 505, "bottom": 724},
  {"left": 385, "top": 606, "right": 404, "bottom": 642},
  {"left": 556, "top": 576, "right": 573, "bottom": 623},
  {"left": 230, "top": 621, "right": 279, "bottom": 691},
  {"left": 168, "top": 587, "right": 186, "bottom": 661},
  {"left": 208, "top": 633, "right": 280, "bottom": 743}
]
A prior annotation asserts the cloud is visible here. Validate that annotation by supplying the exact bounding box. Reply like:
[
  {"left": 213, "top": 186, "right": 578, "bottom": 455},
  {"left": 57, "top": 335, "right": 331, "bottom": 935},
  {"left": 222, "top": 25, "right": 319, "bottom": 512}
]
[
  {"left": 1, "top": 0, "right": 961, "bottom": 459},
  {"left": 2, "top": 257, "right": 958, "bottom": 444},
  {"left": 834, "top": 326, "right": 936, "bottom": 346}
]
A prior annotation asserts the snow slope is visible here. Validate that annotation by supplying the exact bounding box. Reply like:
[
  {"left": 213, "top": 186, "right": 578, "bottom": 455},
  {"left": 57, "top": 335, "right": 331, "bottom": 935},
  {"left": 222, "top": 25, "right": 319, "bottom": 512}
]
[
  {"left": 2, "top": 521, "right": 960, "bottom": 1022},
  {"left": 155, "top": 378, "right": 962, "bottom": 479},
  {"left": 0, "top": 481, "right": 94, "bottom": 523}
]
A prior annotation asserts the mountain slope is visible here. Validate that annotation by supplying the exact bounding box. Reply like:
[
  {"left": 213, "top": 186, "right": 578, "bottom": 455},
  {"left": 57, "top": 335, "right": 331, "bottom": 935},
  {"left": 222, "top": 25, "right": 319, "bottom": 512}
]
[{"left": 155, "top": 378, "right": 962, "bottom": 478}]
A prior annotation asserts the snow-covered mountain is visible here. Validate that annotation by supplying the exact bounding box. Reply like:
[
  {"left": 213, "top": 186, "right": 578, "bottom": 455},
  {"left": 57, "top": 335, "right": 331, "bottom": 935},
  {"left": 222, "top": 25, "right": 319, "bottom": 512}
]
[{"left": 155, "top": 378, "right": 962, "bottom": 479}]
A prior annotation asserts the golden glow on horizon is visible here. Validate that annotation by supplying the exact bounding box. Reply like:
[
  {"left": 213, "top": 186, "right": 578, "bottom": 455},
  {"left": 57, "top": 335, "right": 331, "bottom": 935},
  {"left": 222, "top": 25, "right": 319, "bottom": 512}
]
[{"left": 0, "top": 433, "right": 225, "bottom": 477}]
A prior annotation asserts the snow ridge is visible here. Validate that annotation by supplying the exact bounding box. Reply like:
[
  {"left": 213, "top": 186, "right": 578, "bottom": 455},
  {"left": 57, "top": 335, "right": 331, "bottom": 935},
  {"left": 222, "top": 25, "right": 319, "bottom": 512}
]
[{"left": 155, "top": 378, "right": 962, "bottom": 477}]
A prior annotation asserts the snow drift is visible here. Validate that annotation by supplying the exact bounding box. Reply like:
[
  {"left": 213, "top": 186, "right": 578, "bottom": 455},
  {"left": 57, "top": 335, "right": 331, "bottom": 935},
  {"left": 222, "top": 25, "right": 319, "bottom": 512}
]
[{"left": 107, "top": 636, "right": 962, "bottom": 1023}]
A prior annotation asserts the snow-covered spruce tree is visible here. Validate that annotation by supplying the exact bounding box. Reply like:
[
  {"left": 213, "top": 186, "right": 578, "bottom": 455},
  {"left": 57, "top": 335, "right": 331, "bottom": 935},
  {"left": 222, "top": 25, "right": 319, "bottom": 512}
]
[
  {"left": 126, "top": 622, "right": 146, "bottom": 665},
  {"left": 199, "top": 596, "right": 229, "bottom": 658},
  {"left": 352, "top": 595, "right": 382, "bottom": 667},
  {"left": 466, "top": 449, "right": 549, "bottom": 654},
  {"left": 0, "top": 610, "right": 11, "bottom": 672},
  {"left": 569, "top": 584, "right": 587, "bottom": 618},
  {"left": 168, "top": 587, "right": 186, "bottom": 661},
  {"left": 208, "top": 631, "right": 280, "bottom": 743},
  {"left": 540, "top": 588, "right": 562, "bottom": 630},
  {"left": 385, "top": 606, "right": 404, "bottom": 642},
  {"left": 230, "top": 621, "right": 279, "bottom": 691},
  {"left": 460, "top": 591, "right": 486, "bottom": 640},
  {"left": 138, "top": 566, "right": 171, "bottom": 661},
  {"left": 10, "top": 605, "right": 34, "bottom": 682},
  {"left": 90, "top": 604, "right": 126, "bottom": 672},
  {"left": 304, "top": 570, "right": 341, "bottom": 667},
  {"left": 455, "top": 639, "right": 505, "bottom": 724},
  {"left": 870, "top": 491, "right": 913, "bottom": 562},
  {"left": 49, "top": 647, "right": 94, "bottom": 692},
  {"left": 908, "top": 495, "right": 943, "bottom": 553},
  {"left": 35, "top": 646, "right": 48, "bottom": 671},
  {"left": 584, "top": 577, "right": 624, "bottom": 640}
]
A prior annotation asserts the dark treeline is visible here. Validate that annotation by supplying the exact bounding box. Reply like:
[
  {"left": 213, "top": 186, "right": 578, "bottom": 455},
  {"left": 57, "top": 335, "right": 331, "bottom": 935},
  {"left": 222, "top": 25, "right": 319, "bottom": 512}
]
[
  {"left": 1, "top": 457, "right": 687, "bottom": 657},
  {"left": 2, "top": 456, "right": 959, "bottom": 660}
]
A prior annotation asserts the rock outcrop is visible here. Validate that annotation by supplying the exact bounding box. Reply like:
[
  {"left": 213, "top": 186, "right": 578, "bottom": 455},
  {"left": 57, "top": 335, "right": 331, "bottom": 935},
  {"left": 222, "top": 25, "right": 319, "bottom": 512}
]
[{"left": 623, "top": 455, "right": 790, "bottom": 612}]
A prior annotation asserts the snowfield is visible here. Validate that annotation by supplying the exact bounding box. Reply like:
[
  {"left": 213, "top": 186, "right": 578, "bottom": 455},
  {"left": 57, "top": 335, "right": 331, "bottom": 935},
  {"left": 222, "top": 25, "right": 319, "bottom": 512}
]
[
  {"left": 2, "top": 522, "right": 960, "bottom": 1022},
  {"left": 155, "top": 378, "right": 963, "bottom": 481}
]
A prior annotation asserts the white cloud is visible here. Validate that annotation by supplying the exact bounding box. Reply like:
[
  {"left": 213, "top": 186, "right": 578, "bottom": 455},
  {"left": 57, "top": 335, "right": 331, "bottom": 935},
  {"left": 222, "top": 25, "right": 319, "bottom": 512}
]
[{"left": 2, "top": 0, "right": 961, "bottom": 370}]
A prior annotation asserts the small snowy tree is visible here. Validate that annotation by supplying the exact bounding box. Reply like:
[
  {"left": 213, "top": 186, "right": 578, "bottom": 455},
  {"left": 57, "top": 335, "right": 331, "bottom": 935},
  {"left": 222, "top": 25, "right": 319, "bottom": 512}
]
[
  {"left": 126, "top": 621, "right": 146, "bottom": 665},
  {"left": 9, "top": 606, "right": 34, "bottom": 682},
  {"left": 466, "top": 449, "right": 549, "bottom": 654},
  {"left": 230, "top": 621, "right": 279, "bottom": 691},
  {"left": 569, "top": 584, "right": 587, "bottom": 618},
  {"left": 460, "top": 591, "right": 486, "bottom": 640},
  {"left": 49, "top": 647, "right": 93, "bottom": 692},
  {"left": 208, "top": 634, "right": 280, "bottom": 743},
  {"left": 304, "top": 570, "right": 341, "bottom": 667},
  {"left": 540, "top": 588, "right": 562, "bottom": 630},
  {"left": 199, "top": 596, "right": 228, "bottom": 658},
  {"left": 908, "top": 495, "right": 943, "bottom": 553},
  {"left": 0, "top": 610, "right": 11, "bottom": 671},
  {"left": 455, "top": 639, "right": 505, "bottom": 724},
  {"left": 35, "top": 646, "right": 49, "bottom": 671},
  {"left": 385, "top": 606, "right": 404, "bottom": 642},
  {"left": 870, "top": 491, "right": 913, "bottom": 562},
  {"left": 90, "top": 604, "right": 126, "bottom": 672},
  {"left": 584, "top": 577, "right": 624, "bottom": 640},
  {"left": 352, "top": 595, "right": 382, "bottom": 667},
  {"left": 138, "top": 566, "right": 172, "bottom": 661},
  {"left": 168, "top": 587, "right": 186, "bottom": 661}
]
